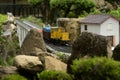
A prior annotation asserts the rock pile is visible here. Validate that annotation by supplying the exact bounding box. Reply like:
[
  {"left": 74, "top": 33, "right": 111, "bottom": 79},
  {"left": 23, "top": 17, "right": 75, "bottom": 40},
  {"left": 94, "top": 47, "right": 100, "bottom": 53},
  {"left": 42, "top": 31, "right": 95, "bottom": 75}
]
[{"left": 13, "top": 28, "right": 67, "bottom": 76}]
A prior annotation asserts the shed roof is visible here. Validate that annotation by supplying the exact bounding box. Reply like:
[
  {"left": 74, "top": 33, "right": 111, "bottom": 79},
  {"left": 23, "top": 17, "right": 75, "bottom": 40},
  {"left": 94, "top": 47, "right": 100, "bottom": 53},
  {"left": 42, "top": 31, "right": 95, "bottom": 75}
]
[{"left": 80, "top": 14, "right": 120, "bottom": 24}]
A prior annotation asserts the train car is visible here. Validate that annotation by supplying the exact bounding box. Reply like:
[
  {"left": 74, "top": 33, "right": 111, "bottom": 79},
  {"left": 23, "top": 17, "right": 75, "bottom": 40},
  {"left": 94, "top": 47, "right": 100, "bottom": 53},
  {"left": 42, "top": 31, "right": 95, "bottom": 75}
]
[{"left": 43, "top": 26, "right": 51, "bottom": 41}]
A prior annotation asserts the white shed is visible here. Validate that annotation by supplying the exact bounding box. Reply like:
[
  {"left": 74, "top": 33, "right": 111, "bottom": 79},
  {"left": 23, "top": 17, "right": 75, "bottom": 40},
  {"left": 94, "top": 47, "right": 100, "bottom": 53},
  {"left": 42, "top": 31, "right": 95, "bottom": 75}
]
[{"left": 80, "top": 14, "right": 120, "bottom": 46}]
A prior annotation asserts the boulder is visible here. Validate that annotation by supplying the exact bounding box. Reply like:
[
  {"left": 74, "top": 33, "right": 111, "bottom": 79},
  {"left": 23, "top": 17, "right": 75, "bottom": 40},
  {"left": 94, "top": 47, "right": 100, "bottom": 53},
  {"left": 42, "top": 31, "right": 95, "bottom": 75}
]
[
  {"left": 113, "top": 44, "right": 120, "bottom": 61},
  {"left": 45, "top": 56, "right": 67, "bottom": 72},
  {"left": 0, "top": 66, "right": 17, "bottom": 77},
  {"left": 20, "top": 28, "right": 47, "bottom": 56},
  {"left": 14, "top": 55, "right": 43, "bottom": 73},
  {"left": 67, "top": 32, "right": 113, "bottom": 73},
  {"left": 37, "top": 52, "right": 59, "bottom": 64}
]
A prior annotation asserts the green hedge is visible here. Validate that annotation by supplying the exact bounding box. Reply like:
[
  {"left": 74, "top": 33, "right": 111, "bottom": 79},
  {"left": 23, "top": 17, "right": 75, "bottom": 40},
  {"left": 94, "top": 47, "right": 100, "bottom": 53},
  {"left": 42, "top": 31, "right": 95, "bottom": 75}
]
[
  {"left": 71, "top": 57, "right": 120, "bottom": 80},
  {"left": 1, "top": 74, "right": 27, "bottom": 80},
  {"left": 37, "top": 70, "right": 73, "bottom": 80}
]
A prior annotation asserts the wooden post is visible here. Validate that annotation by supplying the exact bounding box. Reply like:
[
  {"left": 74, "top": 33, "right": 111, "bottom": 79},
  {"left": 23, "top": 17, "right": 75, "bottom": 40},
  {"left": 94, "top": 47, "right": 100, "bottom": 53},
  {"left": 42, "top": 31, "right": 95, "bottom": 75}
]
[{"left": 113, "top": 35, "right": 116, "bottom": 46}]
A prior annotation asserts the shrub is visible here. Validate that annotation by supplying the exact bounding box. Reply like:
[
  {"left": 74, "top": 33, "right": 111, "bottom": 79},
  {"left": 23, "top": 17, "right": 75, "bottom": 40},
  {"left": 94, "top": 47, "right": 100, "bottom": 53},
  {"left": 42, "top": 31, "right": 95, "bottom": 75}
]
[
  {"left": 0, "top": 14, "right": 7, "bottom": 27},
  {"left": 0, "top": 14, "right": 7, "bottom": 42},
  {"left": 37, "top": 70, "right": 73, "bottom": 80},
  {"left": 1, "top": 74, "right": 27, "bottom": 80},
  {"left": 71, "top": 57, "right": 120, "bottom": 80},
  {"left": 56, "top": 52, "right": 69, "bottom": 63},
  {"left": 0, "top": 55, "right": 14, "bottom": 66}
]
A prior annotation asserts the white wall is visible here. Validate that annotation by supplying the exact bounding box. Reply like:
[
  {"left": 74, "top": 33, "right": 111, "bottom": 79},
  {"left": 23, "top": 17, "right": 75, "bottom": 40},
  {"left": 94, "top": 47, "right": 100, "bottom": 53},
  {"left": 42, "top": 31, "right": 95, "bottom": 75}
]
[
  {"left": 81, "top": 23, "right": 100, "bottom": 34},
  {"left": 100, "top": 18, "right": 119, "bottom": 46}
]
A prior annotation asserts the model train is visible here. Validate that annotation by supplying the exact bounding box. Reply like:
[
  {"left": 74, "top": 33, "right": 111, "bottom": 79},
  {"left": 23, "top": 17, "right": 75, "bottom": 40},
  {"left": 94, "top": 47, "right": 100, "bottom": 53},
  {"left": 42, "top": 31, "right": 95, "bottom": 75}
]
[{"left": 43, "top": 26, "right": 70, "bottom": 44}]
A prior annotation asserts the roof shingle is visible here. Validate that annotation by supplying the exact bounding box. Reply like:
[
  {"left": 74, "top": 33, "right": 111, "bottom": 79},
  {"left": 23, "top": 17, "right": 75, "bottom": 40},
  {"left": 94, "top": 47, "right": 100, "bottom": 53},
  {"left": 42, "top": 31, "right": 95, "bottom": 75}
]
[{"left": 80, "top": 14, "right": 119, "bottom": 24}]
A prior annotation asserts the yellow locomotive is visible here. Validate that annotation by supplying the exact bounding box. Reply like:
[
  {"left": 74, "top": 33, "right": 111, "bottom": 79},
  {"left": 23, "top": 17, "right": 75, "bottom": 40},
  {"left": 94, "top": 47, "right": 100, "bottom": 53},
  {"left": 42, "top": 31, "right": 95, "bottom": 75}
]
[
  {"left": 43, "top": 26, "right": 70, "bottom": 44},
  {"left": 51, "top": 27, "right": 69, "bottom": 41}
]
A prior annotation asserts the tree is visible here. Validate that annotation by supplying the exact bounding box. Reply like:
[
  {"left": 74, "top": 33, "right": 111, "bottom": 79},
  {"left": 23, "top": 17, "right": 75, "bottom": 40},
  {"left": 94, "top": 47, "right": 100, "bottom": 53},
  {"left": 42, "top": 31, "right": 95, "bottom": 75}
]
[
  {"left": 28, "top": 0, "right": 51, "bottom": 23},
  {"left": 51, "top": 0, "right": 96, "bottom": 18},
  {"left": 105, "top": 0, "right": 120, "bottom": 8},
  {"left": 108, "top": 7, "right": 120, "bottom": 19},
  {"left": 28, "top": 0, "right": 43, "bottom": 5},
  {"left": 28, "top": 0, "right": 96, "bottom": 22}
]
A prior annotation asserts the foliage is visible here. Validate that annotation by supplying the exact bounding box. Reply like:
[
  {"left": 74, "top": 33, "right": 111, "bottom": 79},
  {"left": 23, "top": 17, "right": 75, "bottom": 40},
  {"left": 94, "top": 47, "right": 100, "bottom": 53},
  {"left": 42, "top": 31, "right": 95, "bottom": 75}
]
[
  {"left": 108, "top": 7, "right": 120, "bottom": 19},
  {"left": 37, "top": 70, "right": 73, "bottom": 80},
  {"left": 27, "top": 0, "right": 96, "bottom": 21},
  {"left": 0, "top": 14, "right": 7, "bottom": 59},
  {"left": 50, "top": 0, "right": 96, "bottom": 17},
  {"left": 71, "top": 57, "right": 120, "bottom": 80},
  {"left": 56, "top": 52, "right": 69, "bottom": 63},
  {"left": 0, "top": 14, "right": 7, "bottom": 27},
  {"left": 0, "top": 14, "right": 19, "bottom": 68},
  {"left": 105, "top": 0, "right": 120, "bottom": 8},
  {"left": 0, "top": 55, "right": 14, "bottom": 66},
  {"left": 0, "top": 14, "right": 7, "bottom": 40},
  {"left": 0, "top": 28, "right": 20, "bottom": 66},
  {"left": 1, "top": 74, "right": 27, "bottom": 80},
  {"left": 91, "top": 8, "right": 101, "bottom": 15},
  {"left": 28, "top": 0, "right": 43, "bottom": 5}
]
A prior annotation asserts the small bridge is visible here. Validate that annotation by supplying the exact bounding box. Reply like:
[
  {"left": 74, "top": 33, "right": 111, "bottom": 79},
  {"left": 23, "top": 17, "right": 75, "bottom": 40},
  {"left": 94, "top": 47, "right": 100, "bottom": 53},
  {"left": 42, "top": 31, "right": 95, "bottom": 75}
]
[{"left": 16, "top": 20, "right": 41, "bottom": 47}]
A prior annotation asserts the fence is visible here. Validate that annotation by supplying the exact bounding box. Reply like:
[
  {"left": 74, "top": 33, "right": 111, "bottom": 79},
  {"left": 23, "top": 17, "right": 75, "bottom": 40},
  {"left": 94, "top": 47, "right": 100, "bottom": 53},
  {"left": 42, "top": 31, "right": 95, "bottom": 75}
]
[{"left": 0, "top": 4, "right": 42, "bottom": 17}]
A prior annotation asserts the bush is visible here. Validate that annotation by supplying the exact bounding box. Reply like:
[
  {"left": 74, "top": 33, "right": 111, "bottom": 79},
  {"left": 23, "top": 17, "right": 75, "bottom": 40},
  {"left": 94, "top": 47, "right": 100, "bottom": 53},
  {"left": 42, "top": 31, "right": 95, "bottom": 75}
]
[
  {"left": 1, "top": 74, "right": 27, "bottom": 80},
  {"left": 37, "top": 70, "right": 73, "bottom": 80},
  {"left": 0, "top": 14, "right": 7, "bottom": 41},
  {"left": 71, "top": 57, "right": 120, "bottom": 80},
  {"left": 0, "top": 55, "right": 14, "bottom": 66},
  {"left": 56, "top": 52, "right": 69, "bottom": 63},
  {"left": 0, "top": 14, "right": 7, "bottom": 27}
]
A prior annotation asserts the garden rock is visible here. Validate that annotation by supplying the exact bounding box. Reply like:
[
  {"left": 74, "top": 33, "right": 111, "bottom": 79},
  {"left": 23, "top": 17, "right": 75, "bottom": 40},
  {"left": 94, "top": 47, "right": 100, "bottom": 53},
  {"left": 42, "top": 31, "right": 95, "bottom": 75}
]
[
  {"left": 113, "top": 44, "right": 120, "bottom": 61},
  {"left": 37, "top": 52, "right": 58, "bottom": 64},
  {"left": 45, "top": 56, "right": 67, "bottom": 72},
  {"left": 14, "top": 55, "right": 43, "bottom": 73},
  {"left": 67, "top": 31, "right": 113, "bottom": 73},
  {"left": 0, "top": 66, "right": 17, "bottom": 77},
  {"left": 20, "top": 28, "right": 47, "bottom": 56}
]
